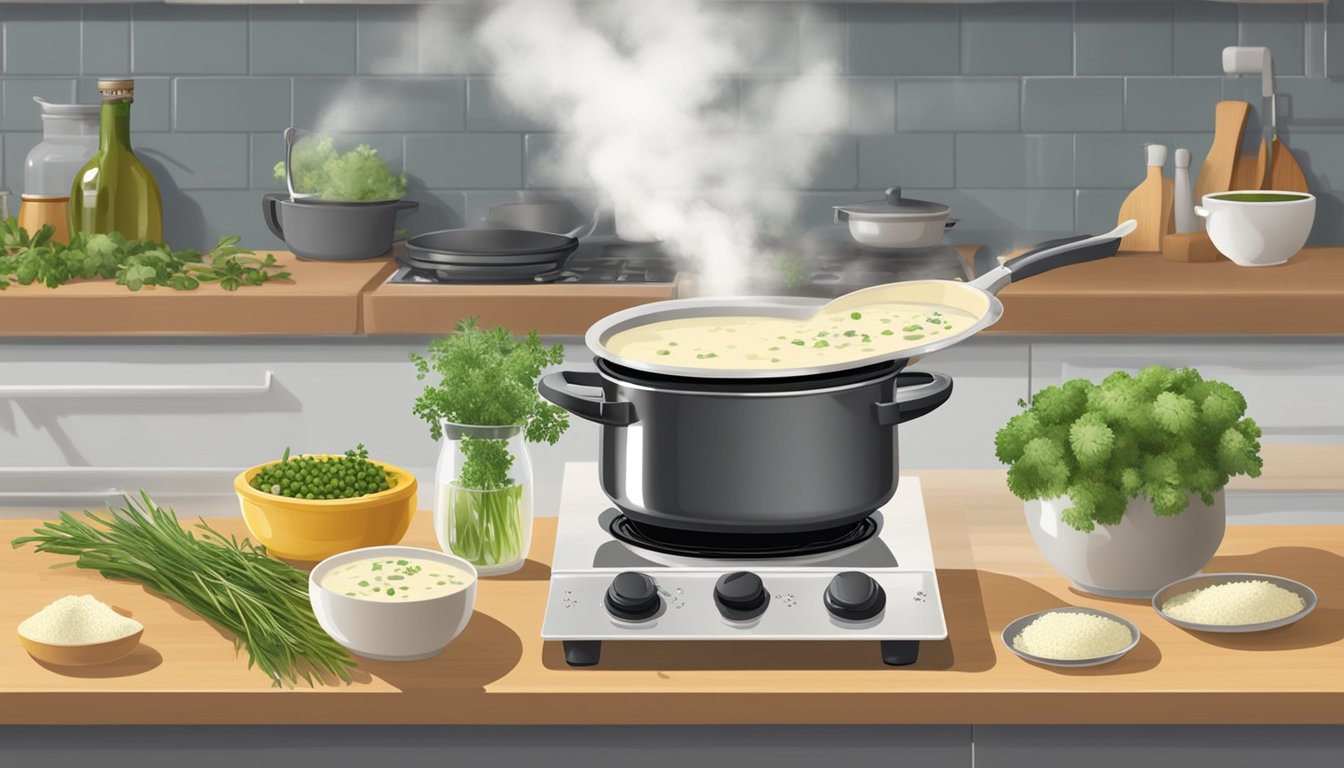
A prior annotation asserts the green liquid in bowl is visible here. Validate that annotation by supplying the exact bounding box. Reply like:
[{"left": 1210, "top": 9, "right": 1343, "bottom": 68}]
[{"left": 1211, "top": 192, "right": 1310, "bottom": 203}]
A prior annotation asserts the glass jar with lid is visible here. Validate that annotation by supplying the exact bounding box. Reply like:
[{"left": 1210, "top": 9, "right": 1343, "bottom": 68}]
[{"left": 18, "top": 97, "right": 100, "bottom": 242}]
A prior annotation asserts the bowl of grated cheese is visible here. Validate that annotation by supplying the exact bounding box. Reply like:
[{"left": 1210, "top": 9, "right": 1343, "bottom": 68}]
[
  {"left": 1153, "top": 573, "right": 1316, "bottom": 633},
  {"left": 1002, "top": 607, "right": 1140, "bottom": 668},
  {"left": 17, "top": 594, "right": 144, "bottom": 667}
]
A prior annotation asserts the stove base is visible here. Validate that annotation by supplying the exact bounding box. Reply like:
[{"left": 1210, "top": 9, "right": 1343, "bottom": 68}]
[{"left": 559, "top": 639, "right": 921, "bottom": 668}]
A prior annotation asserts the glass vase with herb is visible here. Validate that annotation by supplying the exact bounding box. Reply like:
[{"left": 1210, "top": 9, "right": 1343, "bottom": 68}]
[{"left": 412, "top": 317, "right": 568, "bottom": 575}]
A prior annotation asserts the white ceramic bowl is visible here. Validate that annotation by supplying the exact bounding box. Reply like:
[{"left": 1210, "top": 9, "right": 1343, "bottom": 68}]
[
  {"left": 1194, "top": 191, "right": 1315, "bottom": 267},
  {"left": 309, "top": 545, "right": 477, "bottom": 661}
]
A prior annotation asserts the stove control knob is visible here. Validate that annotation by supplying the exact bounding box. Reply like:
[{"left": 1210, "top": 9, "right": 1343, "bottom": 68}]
[
  {"left": 605, "top": 572, "right": 661, "bottom": 621},
  {"left": 714, "top": 572, "right": 769, "bottom": 621},
  {"left": 824, "top": 572, "right": 886, "bottom": 621}
]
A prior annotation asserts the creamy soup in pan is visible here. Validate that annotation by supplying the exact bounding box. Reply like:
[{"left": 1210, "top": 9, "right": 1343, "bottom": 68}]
[
  {"left": 605, "top": 302, "right": 979, "bottom": 371},
  {"left": 321, "top": 556, "right": 473, "bottom": 602}
]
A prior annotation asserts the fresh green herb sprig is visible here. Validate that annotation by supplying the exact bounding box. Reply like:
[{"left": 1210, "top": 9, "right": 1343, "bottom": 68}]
[
  {"left": 250, "top": 444, "right": 395, "bottom": 500},
  {"left": 994, "top": 365, "right": 1263, "bottom": 532},
  {"left": 411, "top": 316, "right": 570, "bottom": 471},
  {"left": 274, "top": 136, "right": 407, "bottom": 202},
  {"left": 11, "top": 493, "right": 355, "bottom": 687},
  {"left": 0, "top": 218, "right": 290, "bottom": 292},
  {"left": 412, "top": 318, "right": 568, "bottom": 568}
]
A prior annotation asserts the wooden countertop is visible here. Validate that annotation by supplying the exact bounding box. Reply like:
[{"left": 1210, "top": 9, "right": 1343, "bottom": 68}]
[
  {"left": 2, "top": 470, "right": 1341, "bottom": 726},
  {"left": 2, "top": 246, "right": 1343, "bottom": 338},
  {"left": 989, "top": 247, "right": 1344, "bottom": 335},
  {"left": 0, "top": 254, "right": 394, "bottom": 336}
]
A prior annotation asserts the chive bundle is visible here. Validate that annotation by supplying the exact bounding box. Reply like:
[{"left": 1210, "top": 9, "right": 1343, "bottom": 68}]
[{"left": 11, "top": 493, "right": 354, "bottom": 687}]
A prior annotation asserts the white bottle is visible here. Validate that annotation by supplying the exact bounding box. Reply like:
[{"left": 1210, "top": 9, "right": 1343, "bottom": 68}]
[{"left": 1173, "top": 148, "right": 1195, "bottom": 233}]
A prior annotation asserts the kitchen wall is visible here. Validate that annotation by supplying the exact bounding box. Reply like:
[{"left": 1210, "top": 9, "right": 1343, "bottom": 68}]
[{"left": 0, "top": 2, "right": 1341, "bottom": 253}]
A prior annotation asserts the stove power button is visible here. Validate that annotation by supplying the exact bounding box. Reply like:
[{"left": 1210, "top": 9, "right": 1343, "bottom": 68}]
[
  {"left": 824, "top": 572, "right": 887, "bottom": 622},
  {"left": 605, "top": 571, "right": 661, "bottom": 621},
  {"left": 714, "top": 572, "right": 770, "bottom": 621}
]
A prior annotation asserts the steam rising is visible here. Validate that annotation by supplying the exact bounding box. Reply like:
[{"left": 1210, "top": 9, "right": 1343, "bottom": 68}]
[
  {"left": 477, "top": 0, "right": 845, "bottom": 294},
  {"left": 310, "top": 0, "right": 848, "bottom": 295}
]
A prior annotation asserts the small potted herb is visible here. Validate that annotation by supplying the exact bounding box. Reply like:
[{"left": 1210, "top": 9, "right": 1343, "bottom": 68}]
[
  {"left": 411, "top": 317, "right": 568, "bottom": 575},
  {"left": 995, "top": 365, "right": 1263, "bottom": 597}
]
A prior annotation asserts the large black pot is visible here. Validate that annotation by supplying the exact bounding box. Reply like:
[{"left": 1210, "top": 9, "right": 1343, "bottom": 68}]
[{"left": 538, "top": 359, "right": 952, "bottom": 535}]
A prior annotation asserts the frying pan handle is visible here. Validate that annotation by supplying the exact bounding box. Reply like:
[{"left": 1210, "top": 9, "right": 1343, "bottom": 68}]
[
  {"left": 262, "top": 193, "right": 285, "bottom": 239},
  {"left": 538, "top": 370, "right": 638, "bottom": 427},
  {"left": 875, "top": 371, "right": 953, "bottom": 426},
  {"left": 969, "top": 221, "right": 1135, "bottom": 295}
]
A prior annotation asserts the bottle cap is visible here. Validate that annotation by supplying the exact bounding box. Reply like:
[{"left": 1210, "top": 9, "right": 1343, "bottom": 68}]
[{"left": 97, "top": 79, "right": 135, "bottom": 101}]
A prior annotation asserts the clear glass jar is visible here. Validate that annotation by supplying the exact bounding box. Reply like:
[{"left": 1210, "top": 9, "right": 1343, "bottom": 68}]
[{"left": 432, "top": 422, "right": 533, "bottom": 576}]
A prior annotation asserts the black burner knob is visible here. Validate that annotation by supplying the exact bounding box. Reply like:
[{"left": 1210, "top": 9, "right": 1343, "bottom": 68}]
[
  {"left": 714, "top": 572, "right": 769, "bottom": 621},
  {"left": 605, "top": 571, "right": 661, "bottom": 621},
  {"left": 824, "top": 572, "right": 886, "bottom": 621}
]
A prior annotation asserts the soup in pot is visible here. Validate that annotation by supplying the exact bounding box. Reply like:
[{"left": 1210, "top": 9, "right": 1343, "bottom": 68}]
[{"left": 605, "top": 302, "right": 977, "bottom": 371}]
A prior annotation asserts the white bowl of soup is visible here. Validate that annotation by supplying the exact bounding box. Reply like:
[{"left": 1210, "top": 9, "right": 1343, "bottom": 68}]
[{"left": 309, "top": 545, "right": 478, "bottom": 661}]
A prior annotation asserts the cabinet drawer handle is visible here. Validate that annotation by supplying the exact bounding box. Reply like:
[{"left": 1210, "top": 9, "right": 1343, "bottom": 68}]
[{"left": 0, "top": 371, "right": 273, "bottom": 398}]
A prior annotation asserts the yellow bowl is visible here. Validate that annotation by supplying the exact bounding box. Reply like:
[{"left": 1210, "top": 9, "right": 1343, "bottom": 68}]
[{"left": 234, "top": 456, "right": 418, "bottom": 563}]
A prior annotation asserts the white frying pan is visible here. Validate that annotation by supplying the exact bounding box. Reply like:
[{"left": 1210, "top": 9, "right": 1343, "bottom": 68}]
[{"left": 585, "top": 221, "right": 1136, "bottom": 380}]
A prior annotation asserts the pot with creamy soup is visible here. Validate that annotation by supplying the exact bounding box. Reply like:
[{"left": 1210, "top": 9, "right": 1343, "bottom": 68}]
[
  {"left": 539, "top": 227, "right": 1129, "bottom": 535},
  {"left": 539, "top": 358, "right": 953, "bottom": 535}
]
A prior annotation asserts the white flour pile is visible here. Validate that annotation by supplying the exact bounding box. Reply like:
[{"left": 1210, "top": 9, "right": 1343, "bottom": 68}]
[
  {"left": 1161, "top": 580, "right": 1306, "bottom": 625},
  {"left": 1012, "top": 611, "right": 1133, "bottom": 660},
  {"left": 18, "top": 594, "right": 142, "bottom": 644}
]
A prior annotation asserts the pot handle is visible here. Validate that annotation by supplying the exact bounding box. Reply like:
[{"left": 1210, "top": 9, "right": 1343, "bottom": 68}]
[
  {"left": 538, "top": 370, "right": 638, "bottom": 427},
  {"left": 1194, "top": 206, "right": 1211, "bottom": 219},
  {"left": 262, "top": 192, "right": 285, "bottom": 239},
  {"left": 395, "top": 199, "right": 420, "bottom": 214},
  {"left": 875, "top": 371, "right": 953, "bottom": 426}
]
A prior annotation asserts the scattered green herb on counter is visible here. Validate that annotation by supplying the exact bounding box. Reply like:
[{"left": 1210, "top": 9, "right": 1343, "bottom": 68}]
[
  {"left": 994, "top": 365, "right": 1263, "bottom": 532},
  {"left": 249, "top": 444, "right": 394, "bottom": 500},
  {"left": 11, "top": 493, "right": 354, "bottom": 687},
  {"left": 0, "top": 218, "right": 289, "bottom": 292},
  {"left": 275, "top": 136, "right": 407, "bottom": 202}
]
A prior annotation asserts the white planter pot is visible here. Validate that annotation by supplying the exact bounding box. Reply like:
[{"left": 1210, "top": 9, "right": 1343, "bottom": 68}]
[{"left": 1025, "top": 491, "right": 1226, "bottom": 598}]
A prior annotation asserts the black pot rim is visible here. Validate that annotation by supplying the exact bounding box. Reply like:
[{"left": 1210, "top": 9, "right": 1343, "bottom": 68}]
[{"left": 595, "top": 356, "right": 906, "bottom": 394}]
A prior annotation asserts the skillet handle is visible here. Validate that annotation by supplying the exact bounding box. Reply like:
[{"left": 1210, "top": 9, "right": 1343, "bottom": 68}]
[
  {"left": 969, "top": 220, "right": 1136, "bottom": 294},
  {"left": 538, "top": 370, "right": 638, "bottom": 427},
  {"left": 875, "top": 371, "right": 953, "bottom": 426}
]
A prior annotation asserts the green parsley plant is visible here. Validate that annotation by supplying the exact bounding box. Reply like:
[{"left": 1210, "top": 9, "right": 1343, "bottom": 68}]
[{"left": 994, "top": 365, "right": 1263, "bottom": 532}]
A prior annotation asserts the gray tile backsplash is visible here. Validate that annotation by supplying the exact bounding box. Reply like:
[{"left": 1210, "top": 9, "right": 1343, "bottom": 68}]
[{"left": 0, "top": 2, "right": 1339, "bottom": 253}]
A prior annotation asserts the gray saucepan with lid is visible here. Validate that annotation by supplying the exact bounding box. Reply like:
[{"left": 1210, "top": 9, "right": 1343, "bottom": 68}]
[{"left": 834, "top": 187, "right": 956, "bottom": 249}]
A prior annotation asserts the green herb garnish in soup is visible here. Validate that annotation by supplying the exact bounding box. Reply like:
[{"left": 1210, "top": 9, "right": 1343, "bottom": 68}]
[
  {"left": 322, "top": 556, "right": 472, "bottom": 601},
  {"left": 1211, "top": 192, "right": 1309, "bottom": 203},
  {"left": 606, "top": 301, "right": 978, "bottom": 371}
]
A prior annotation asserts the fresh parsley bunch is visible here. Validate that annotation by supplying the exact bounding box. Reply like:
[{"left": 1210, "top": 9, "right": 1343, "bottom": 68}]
[
  {"left": 411, "top": 317, "right": 569, "bottom": 489},
  {"left": 0, "top": 218, "right": 289, "bottom": 292},
  {"left": 995, "top": 365, "right": 1263, "bottom": 532}
]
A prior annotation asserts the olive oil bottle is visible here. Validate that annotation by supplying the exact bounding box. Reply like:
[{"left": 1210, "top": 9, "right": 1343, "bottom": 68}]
[{"left": 68, "top": 79, "right": 163, "bottom": 241}]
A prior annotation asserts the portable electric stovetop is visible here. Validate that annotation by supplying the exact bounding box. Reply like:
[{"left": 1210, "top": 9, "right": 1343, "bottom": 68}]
[{"left": 542, "top": 464, "right": 947, "bottom": 667}]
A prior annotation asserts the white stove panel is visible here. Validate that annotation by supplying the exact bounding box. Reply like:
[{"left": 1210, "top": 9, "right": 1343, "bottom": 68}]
[
  {"left": 542, "top": 464, "right": 946, "bottom": 642},
  {"left": 542, "top": 569, "right": 946, "bottom": 641}
]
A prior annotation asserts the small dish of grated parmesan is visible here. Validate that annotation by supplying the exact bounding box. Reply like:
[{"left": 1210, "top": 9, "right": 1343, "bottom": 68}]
[
  {"left": 1002, "top": 607, "right": 1140, "bottom": 668},
  {"left": 1153, "top": 573, "right": 1316, "bottom": 633},
  {"left": 17, "top": 595, "right": 145, "bottom": 667}
]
